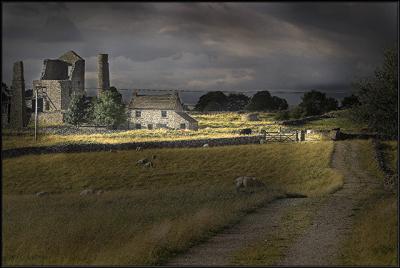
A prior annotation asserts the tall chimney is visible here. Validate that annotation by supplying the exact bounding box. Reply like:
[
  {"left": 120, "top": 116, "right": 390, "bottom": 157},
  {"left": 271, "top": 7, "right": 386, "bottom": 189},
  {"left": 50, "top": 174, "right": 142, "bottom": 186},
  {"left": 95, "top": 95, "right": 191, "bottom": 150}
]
[
  {"left": 97, "top": 54, "right": 110, "bottom": 95},
  {"left": 9, "top": 61, "right": 26, "bottom": 128}
]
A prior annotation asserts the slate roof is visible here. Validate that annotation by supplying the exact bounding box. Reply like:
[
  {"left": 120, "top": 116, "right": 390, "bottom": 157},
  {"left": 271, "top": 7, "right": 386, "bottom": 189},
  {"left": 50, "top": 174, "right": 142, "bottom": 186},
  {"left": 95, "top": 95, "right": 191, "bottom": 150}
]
[
  {"left": 176, "top": 111, "right": 198, "bottom": 123},
  {"left": 129, "top": 93, "right": 182, "bottom": 110}
]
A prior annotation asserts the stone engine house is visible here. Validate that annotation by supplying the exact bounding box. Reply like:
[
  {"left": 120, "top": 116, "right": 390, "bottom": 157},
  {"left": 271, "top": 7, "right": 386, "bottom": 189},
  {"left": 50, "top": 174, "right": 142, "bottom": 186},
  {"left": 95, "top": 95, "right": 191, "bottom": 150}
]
[
  {"left": 128, "top": 91, "right": 198, "bottom": 130},
  {"left": 33, "top": 50, "right": 85, "bottom": 124}
]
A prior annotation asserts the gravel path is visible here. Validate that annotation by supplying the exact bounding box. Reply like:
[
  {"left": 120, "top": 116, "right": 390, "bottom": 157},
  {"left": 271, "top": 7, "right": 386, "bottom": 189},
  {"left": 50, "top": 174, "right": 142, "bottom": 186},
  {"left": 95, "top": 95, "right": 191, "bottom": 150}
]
[
  {"left": 167, "top": 198, "right": 307, "bottom": 266},
  {"left": 166, "top": 141, "right": 380, "bottom": 266},
  {"left": 278, "top": 141, "right": 380, "bottom": 265}
]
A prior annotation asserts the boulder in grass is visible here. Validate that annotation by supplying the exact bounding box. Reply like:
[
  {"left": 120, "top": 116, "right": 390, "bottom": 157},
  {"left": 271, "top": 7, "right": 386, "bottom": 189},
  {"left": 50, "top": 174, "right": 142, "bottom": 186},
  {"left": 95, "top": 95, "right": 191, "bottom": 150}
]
[
  {"left": 203, "top": 143, "right": 209, "bottom": 147},
  {"left": 80, "top": 189, "right": 94, "bottom": 196},
  {"left": 143, "top": 161, "right": 154, "bottom": 168},
  {"left": 235, "top": 176, "right": 265, "bottom": 192},
  {"left": 96, "top": 190, "right": 104, "bottom": 195},
  {"left": 36, "top": 191, "right": 49, "bottom": 197},
  {"left": 243, "top": 113, "right": 259, "bottom": 121},
  {"left": 136, "top": 158, "right": 149, "bottom": 165}
]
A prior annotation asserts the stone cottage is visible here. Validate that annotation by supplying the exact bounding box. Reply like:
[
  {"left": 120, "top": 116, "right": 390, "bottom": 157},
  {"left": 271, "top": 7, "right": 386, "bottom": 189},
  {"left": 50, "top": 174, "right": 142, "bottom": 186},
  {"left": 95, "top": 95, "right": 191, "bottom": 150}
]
[{"left": 128, "top": 91, "right": 198, "bottom": 130}]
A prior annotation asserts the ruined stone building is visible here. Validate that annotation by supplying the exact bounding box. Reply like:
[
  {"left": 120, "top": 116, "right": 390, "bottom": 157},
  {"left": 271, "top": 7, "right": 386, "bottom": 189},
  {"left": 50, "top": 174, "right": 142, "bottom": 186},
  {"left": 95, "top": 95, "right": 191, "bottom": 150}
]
[
  {"left": 9, "top": 61, "right": 27, "bottom": 128},
  {"left": 33, "top": 50, "right": 85, "bottom": 124},
  {"left": 128, "top": 91, "right": 198, "bottom": 130},
  {"left": 97, "top": 54, "right": 110, "bottom": 94},
  {"left": 1, "top": 83, "right": 11, "bottom": 126}
]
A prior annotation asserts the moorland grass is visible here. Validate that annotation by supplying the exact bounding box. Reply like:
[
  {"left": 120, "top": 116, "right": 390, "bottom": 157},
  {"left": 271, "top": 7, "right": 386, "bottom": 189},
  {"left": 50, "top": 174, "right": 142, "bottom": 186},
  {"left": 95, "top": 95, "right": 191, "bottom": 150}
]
[
  {"left": 2, "top": 142, "right": 342, "bottom": 265},
  {"left": 339, "top": 139, "right": 398, "bottom": 266},
  {"left": 286, "top": 110, "right": 367, "bottom": 133}
]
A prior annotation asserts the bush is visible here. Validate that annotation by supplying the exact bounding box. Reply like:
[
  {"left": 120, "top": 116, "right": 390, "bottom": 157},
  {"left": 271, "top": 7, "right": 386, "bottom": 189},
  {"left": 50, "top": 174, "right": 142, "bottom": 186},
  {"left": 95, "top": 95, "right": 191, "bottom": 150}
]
[
  {"left": 289, "top": 106, "right": 305, "bottom": 119},
  {"left": 274, "top": 110, "right": 290, "bottom": 121},
  {"left": 64, "top": 93, "right": 90, "bottom": 127},
  {"left": 93, "top": 89, "right": 127, "bottom": 129}
]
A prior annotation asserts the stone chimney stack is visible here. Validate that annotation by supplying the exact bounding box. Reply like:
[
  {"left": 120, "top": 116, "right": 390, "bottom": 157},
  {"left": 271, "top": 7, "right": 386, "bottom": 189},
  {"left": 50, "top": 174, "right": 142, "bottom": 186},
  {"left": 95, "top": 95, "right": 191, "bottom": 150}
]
[
  {"left": 9, "top": 61, "right": 26, "bottom": 128},
  {"left": 97, "top": 53, "right": 110, "bottom": 95}
]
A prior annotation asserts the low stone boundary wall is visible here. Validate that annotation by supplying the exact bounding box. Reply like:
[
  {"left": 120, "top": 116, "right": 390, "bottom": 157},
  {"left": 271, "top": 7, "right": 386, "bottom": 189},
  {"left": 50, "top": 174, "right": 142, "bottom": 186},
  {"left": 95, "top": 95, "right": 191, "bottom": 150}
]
[
  {"left": 371, "top": 139, "right": 397, "bottom": 193},
  {"left": 2, "top": 135, "right": 264, "bottom": 159}
]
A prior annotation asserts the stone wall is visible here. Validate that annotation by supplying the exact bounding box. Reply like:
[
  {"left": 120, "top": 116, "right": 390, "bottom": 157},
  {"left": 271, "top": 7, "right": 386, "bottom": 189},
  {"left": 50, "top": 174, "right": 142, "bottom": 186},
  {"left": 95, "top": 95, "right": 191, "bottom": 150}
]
[
  {"left": 33, "top": 80, "right": 72, "bottom": 111},
  {"left": 34, "top": 111, "right": 64, "bottom": 125},
  {"left": 2, "top": 135, "right": 264, "bottom": 158},
  {"left": 41, "top": 59, "right": 69, "bottom": 80},
  {"left": 70, "top": 60, "right": 85, "bottom": 94},
  {"left": 129, "top": 109, "right": 197, "bottom": 130}
]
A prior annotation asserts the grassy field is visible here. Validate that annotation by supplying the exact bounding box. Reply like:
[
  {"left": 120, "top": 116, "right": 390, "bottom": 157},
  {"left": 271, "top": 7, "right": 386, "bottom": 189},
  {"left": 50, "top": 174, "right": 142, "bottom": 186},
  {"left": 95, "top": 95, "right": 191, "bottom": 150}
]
[
  {"left": 2, "top": 112, "right": 280, "bottom": 150},
  {"left": 287, "top": 110, "right": 367, "bottom": 133},
  {"left": 339, "top": 139, "right": 398, "bottom": 266},
  {"left": 2, "top": 141, "right": 342, "bottom": 265}
]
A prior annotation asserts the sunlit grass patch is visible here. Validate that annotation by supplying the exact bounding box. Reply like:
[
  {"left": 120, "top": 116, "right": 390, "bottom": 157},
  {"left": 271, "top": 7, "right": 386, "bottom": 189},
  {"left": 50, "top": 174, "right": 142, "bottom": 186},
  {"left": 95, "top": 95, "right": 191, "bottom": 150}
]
[{"left": 2, "top": 112, "right": 280, "bottom": 150}]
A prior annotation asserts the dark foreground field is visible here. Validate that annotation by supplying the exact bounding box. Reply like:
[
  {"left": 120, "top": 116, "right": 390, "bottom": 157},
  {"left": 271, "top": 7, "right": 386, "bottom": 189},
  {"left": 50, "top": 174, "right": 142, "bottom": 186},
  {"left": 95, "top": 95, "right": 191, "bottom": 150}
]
[{"left": 3, "top": 142, "right": 342, "bottom": 265}]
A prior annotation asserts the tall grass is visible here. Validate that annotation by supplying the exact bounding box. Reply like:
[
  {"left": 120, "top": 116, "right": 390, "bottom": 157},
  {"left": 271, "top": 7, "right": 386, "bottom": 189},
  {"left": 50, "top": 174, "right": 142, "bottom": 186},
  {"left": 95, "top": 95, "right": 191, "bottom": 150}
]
[
  {"left": 2, "top": 142, "right": 342, "bottom": 265},
  {"left": 339, "top": 140, "right": 398, "bottom": 265}
]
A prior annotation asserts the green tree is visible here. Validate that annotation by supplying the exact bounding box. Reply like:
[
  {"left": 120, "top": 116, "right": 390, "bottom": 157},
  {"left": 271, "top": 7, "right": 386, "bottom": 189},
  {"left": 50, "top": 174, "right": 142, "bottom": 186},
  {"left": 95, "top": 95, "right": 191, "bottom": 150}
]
[
  {"left": 299, "top": 90, "right": 338, "bottom": 116},
  {"left": 226, "top": 93, "right": 250, "bottom": 111},
  {"left": 64, "top": 93, "right": 88, "bottom": 126},
  {"left": 341, "top": 94, "right": 360, "bottom": 108},
  {"left": 195, "top": 91, "right": 228, "bottom": 111},
  {"left": 246, "top": 91, "right": 274, "bottom": 111},
  {"left": 352, "top": 47, "right": 398, "bottom": 137},
  {"left": 271, "top": 96, "right": 289, "bottom": 110},
  {"left": 93, "top": 89, "right": 126, "bottom": 129},
  {"left": 246, "top": 91, "right": 288, "bottom": 111}
]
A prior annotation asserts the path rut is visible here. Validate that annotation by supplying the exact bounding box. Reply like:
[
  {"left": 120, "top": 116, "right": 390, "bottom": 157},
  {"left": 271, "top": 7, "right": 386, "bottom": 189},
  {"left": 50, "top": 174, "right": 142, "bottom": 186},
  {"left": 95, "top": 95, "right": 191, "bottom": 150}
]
[
  {"left": 278, "top": 141, "right": 380, "bottom": 265},
  {"left": 167, "top": 141, "right": 380, "bottom": 266}
]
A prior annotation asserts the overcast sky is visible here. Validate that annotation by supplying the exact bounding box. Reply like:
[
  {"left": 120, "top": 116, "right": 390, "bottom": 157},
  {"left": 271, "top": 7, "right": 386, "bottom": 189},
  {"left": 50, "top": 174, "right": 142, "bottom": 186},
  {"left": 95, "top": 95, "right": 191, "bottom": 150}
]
[{"left": 2, "top": 2, "right": 398, "bottom": 104}]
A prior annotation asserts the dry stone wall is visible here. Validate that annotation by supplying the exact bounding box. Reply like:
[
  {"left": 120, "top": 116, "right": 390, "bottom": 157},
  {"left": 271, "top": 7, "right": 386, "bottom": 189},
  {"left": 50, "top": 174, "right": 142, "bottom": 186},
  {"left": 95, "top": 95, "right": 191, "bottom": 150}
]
[{"left": 2, "top": 135, "right": 264, "bottom": 158}]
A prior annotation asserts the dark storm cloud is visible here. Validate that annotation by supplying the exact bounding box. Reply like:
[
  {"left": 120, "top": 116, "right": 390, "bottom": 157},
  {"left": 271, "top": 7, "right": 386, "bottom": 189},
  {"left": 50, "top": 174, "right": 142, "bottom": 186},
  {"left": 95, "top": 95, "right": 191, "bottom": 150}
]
[
  {"left": 2, "top": 2, "right": 398, "bottom": 104},
  {"left": 2, "top": 2, "right": 82, "bottom": 42}
]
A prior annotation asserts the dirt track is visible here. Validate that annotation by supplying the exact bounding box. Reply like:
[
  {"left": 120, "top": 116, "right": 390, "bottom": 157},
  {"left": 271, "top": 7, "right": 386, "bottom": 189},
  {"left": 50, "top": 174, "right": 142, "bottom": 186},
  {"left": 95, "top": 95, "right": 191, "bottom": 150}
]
[{"left": 167, "top": 141, "right": 381, "bottom": 266}]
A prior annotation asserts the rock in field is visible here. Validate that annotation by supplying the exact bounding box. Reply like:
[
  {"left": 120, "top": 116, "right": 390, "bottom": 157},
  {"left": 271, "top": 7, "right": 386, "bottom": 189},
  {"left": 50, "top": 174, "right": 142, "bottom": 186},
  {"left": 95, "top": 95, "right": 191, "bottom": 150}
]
[
  {"left": 136, "top": 158, "right": 149, "bottom": 165},
  {"left": 235, "top": 176, "right": 265, "bottom": 192},
  {"left": 35, "top": 191, "right": 49, "bottom": 197},
  {"left": 96, "top": 190, "right": 104, "bottom": 195},
  {"left": 80, "top": 189, "right": 94, "bottom": 196}
]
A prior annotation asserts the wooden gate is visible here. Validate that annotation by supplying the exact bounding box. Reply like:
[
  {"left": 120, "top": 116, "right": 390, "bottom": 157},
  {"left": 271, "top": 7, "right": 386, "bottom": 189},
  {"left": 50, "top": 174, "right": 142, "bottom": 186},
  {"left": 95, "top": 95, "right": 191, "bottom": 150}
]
[{"left": 264, "top": 131, "right": 298, "bottom": 142}]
